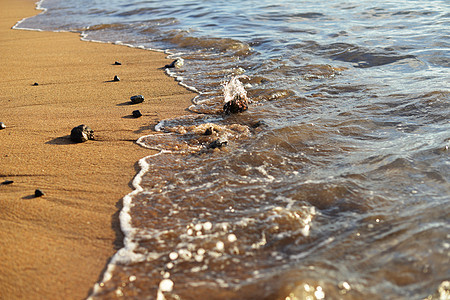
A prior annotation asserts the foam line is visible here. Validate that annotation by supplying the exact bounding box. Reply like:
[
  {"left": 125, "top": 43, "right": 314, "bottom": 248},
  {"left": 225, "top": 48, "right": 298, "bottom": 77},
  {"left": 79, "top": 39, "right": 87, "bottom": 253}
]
[
  {"left": 88, "top": 149, "right": 168, "bottom": 298},
  {"left": 12, "top": 0, "right": 46, "bottom": 30}
]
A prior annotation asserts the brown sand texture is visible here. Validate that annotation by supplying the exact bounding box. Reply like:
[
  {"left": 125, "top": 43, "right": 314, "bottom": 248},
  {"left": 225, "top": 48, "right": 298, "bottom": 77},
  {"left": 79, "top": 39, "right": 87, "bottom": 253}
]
[{"left": 0, "top": 0, "right": 196, "bottom": 298}]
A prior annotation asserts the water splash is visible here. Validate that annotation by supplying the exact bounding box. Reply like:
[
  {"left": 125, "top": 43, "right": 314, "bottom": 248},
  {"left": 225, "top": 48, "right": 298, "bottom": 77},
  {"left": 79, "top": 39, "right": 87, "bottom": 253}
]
[{"left": 222, "top": 75, "right": 249, "bottom": 104}]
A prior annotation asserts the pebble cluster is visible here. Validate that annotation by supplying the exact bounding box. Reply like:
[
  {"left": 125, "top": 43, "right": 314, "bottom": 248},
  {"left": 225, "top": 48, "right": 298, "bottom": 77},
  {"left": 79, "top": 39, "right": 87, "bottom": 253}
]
[{"left": 4, "top": 59, "right": 248, "bottom": 201}]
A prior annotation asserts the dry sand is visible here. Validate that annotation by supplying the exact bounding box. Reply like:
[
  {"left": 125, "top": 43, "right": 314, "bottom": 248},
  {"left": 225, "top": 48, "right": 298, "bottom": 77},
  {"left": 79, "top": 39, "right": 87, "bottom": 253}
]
[{"left": 0, "top": 0, "right": 196, "bottom": 298}]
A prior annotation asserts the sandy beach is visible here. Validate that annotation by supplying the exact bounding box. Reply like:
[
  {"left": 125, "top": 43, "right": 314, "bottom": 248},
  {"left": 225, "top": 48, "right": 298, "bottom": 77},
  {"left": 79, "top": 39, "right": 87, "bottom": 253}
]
[{"left": 0, "top": 0, "right": 195, "bottom": 298}]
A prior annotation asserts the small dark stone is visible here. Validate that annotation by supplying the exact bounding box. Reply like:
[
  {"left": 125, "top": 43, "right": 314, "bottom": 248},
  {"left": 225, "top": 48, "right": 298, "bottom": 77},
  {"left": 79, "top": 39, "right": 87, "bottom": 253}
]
[
  {"left": 33, "top": 82, "right": 39, "bottom": 86},
  {"left": 1, "top": 180, "right": 14, "bottom": 185},
  {"left": 223, "top": 94, "right": 249, "bottom": 115},
  {"left": 251, "top": 121, "right": 264, "bottom": 128},
  {"left": 164, "top": 58, "right": 184, "bottom": 69},
  {"left": 113, "top": 75, "right": 120, "bottom": 81},
  {"left": 0, "top": 122, "right": 5, "bottom": 129},
  {"left": 207, "top": 139, "right": 228, "bottom": 149},
  {"left": 70, "top": 124, "right": 94, "bottom": 143},
  {"left": 204, "top": 127, "right": 214, "bottom": 135},
  {"left": 130, "top": 95, "right": 144, "bottom": 104},
  {"left": 114, "top": 61, "right": 122, "bottom": 65},
  {"left": 132, "top": 110, "right": 142, "bottom": 118},
  {"left": 34, "top": 189, "right": 44, "bottom": 197}
]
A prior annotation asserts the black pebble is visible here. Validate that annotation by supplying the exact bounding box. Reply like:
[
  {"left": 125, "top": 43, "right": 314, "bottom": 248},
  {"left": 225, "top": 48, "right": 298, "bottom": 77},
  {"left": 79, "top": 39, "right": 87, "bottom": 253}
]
[
  {"left": 251, "top": 121, "right": 264, "bottom": 128},
  {"left": 70, "top": 124, "right": 94, "bottom": 143},
  {"left": 114, "top": 61, "right": 122, "bottom": 65},
  {"left": 33, "top": 82, "right": 39, "bottom": 86},
  {"left": 132, "top": 110, "right": 142, "bottom": 118},
  {"left": 164, "top": 58, "right": 183, "bottom": 68},
  {"left": 1, "top": 180, "right": 14, "bottom": 185},
  {"left": 207, "top": 139, "right": 228, "bottom": 149},
  {"left": 113, "top": 75, "right": 120, "bottom": 81},
  {"left": 130, "top": 95, "right": 144, "bottom": 104},
  {"left": 204, "top": 127, "right": 214, "bottom": 135},
  {"left": 35, "top": 189, "right": 45, "bottom": 197}
]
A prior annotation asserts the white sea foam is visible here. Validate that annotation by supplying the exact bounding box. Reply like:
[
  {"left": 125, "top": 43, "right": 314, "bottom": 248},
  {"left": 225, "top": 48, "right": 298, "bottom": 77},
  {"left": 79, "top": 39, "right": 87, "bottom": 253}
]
[
  {"left": 88, "top": 152, "right": 161, "bottom": 298},
  {"left": 222, "top": 75, "right": 249, "bottom": 103},
  {"left": 89, "top": 131, "right": 192, "bottom": 297},
  {"left": 12, "top": 0, "right": 46, "bottom": 30}
]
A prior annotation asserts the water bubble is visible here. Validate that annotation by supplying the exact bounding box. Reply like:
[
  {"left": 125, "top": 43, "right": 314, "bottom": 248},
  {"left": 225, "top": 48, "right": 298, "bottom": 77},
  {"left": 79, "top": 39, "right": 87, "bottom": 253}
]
[
  {"left": 194, "top": 254, "right": 204, "bottom": 262},
  {"left": 339, "top": 281, "right": 351, "bottom": 294},
  {"left": 129, "top": 275, "right": 136, "bottom": 282},
  {"left": 203, "top": 222, "right": 213, "bottom": 231},
  {"left": 191, "top": 266, "right": 202, "bottom": 273},
  {"left": 115, "top": 288, "right": 123, "bottom": 297},
  {"left": 314, "top": 286, "right": 325, "bottom": 299},
  {"left": 216, "top": 241, "right": 225, "bottom": 251},
  {"left": 169, "top": 252, "right": 179, "bottom": 260},
  {"left": 228, "top": 234, "right": 237, "bottom": 242},
  {"left": 285, "top": 293, "right": 298, "bottom": 300},
  {"left": 159, "top": 279, "right": 174, "bottom": 292},
  {"left": 178, "top": 249, "right": 192, "bottom": 260},
  {"left": 194, "top": 223, "right": 203, "bottom": 231}
]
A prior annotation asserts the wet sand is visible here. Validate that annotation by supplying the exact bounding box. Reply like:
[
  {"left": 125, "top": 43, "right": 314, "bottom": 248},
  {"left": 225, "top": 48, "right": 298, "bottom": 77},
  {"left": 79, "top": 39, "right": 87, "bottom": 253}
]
[{"left": 0, "top": 0, "right": 195, "bottom": 298}]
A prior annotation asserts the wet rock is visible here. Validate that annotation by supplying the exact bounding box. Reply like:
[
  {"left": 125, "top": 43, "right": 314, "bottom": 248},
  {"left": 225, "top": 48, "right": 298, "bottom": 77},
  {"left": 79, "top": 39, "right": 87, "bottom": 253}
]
[
  {"left": 70, "top": 124, "right": 94, "bottom": 143},
  {"left": 1, "top": 180, "right": 14, "bottom": 185},
  {"left": 223, "top": 94, "right": 248, "bottom": 115},
  {"left": 207, "top": 139, "right": 228, "bottom": 149},
  {"left": 0, "top": 122, "right": 5, "bottom": 129},
  {"left": 113, "top": 75, "right": 120, "bottom": 81},
  {"left": 132, "top": 110, "right": 142, "bottom": 118},
  {"left": 130, "top": 95, "right": 144, "bottom": 104},
  {"left": 34, "top": 189, "right": 44, "bottom": 197},
  {"left": 165, "top": 58, "right": 184, "bottom": 69},
  {"left": 204, "top": 127, "right": 214, "bottom": 135},
  {"left": 251, "top": 120, "right": 264, "bottom": 128},
  {"left": 33, "top": 82, "right": 39, "bottom": 86},
  {"left": 114, "top": 61, "right": 122, "bottom": 65}
]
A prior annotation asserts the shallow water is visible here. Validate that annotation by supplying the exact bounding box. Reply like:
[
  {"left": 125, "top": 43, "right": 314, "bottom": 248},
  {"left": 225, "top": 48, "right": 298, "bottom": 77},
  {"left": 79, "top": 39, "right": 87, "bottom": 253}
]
[{"left": 18, "top": 0, "right": 450, "bottom": 299}]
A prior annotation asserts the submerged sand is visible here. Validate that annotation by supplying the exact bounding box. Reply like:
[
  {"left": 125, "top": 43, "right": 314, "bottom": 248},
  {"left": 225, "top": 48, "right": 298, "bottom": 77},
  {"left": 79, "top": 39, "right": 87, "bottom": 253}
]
[{"left": 0, "top": 0, "right": 195, "bottom": 298}]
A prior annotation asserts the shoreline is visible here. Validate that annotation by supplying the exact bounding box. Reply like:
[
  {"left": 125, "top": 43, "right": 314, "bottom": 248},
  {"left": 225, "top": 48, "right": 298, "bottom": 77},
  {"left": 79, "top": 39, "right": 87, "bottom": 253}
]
[{"left": 0, "top": 0, "right": 196, "bottom": 299}]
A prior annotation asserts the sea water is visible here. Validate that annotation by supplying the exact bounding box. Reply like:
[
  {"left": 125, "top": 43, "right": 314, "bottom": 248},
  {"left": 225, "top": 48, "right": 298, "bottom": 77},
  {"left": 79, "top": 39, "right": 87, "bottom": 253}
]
[{"left": 17, "top": 0, "right": 450, "bottom": 299}]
